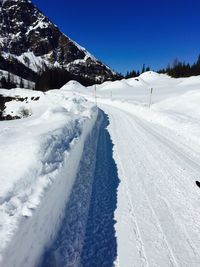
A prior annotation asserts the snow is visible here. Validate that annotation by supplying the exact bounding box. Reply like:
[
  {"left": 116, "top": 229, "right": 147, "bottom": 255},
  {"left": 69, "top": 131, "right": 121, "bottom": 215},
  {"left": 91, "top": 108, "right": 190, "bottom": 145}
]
[
  {"left": 98, "top": 73, "right": 200, "bottom": 267},
  {"left": 61, "top": 72, "right": 200, "bottom": 146},
  {"left": 27, "top": 20, "right": 50, "bottom": 35},
  {"left": 1, "top": 71, "right": 200, "bottom": 267},
  {"left": 100, "top": 103, "right": 200, "bottom": 266},
  {"left": 0, "top": 88, "right": 97, "bottom": 267},
  {"left": 1, "top": 51, "right": 51, "bottom": 74},
  {"left": 66, "top": 59, "right": 89, "bottom": 67},
  {"left": 60, "top": 80, "right": 86, "bottom": 92},
  {"left": 66, "top": 71, "right": 200, "bottom": 266},
  {"left": 16, "top": 52, "right": 49, "bottom": 73}
]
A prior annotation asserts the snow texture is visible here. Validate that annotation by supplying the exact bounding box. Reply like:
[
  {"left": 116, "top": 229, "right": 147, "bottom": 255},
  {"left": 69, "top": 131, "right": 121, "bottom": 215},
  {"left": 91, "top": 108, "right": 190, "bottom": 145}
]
[
  {"left": 0, "top": 87, "right": 97, "bottom": 267},
  {"left": 1, "top": 71, "right": 200, "bottom": 267},
  {"left": 39, "top": 111, "right": 119, "bottom": 267},
  {"left": 67, "top": 71, "right": 200, "bottom": 266}
]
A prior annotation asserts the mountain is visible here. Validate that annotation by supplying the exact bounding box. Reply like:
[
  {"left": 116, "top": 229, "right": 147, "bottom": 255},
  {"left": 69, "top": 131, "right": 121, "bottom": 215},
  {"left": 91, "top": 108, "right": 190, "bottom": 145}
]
[{"left": 0, "top": 0, "right": 117, "bottom": 89}]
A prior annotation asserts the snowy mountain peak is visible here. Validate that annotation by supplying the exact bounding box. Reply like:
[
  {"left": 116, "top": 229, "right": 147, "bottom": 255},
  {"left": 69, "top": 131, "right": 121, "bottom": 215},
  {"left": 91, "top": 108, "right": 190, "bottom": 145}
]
[{"left": 0, "top": 0, "right": 117, "bottom": 89}]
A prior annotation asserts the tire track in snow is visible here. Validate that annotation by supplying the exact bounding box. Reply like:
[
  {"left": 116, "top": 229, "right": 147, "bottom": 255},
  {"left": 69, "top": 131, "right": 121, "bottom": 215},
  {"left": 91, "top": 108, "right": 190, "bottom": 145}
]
[
  {"left": 110, "top": 111, "right": 179, "bottom": 267},
  {"left": 113, "top": 147, "right": 149, "bottom": 267},
  {"left": 133, "top": 115, "right": 200, "bottom": 176},
  {"left": 130, "top": 115, "right": 200, "bottom": 262},
  {"left": 124, "top": 115, "right": 181, "bottom": 267},
  {"left": 105, "top": 109, "right": 177, "bottom": 266},
  {"left": 101, "top": 104, "right": 200, "bottom": 267},
  {"left": 125, "top": 111, "right": 200, "bottom": 265}
]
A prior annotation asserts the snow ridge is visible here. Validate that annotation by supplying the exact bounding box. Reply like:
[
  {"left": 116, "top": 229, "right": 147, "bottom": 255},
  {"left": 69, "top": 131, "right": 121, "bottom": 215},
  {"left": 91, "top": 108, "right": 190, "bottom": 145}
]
[{"left": 0, "top": 88, "right": 97, "bottom": 267}]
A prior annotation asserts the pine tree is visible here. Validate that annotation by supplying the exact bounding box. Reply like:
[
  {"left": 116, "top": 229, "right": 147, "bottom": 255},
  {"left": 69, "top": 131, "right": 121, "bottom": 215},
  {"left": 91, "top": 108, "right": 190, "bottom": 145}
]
[
  {"left": 158, "top": 54, "right": 200, "bottom": 77},
  {"left": 20, "top": 77, "right": 24, "bottom": 88},
  {"left": 7, "top": 73, "right": 11, "bottom": 84},
  {"left": 1, "top": 77, "right": 7, "bottom": 88},
  {"left": 141, "top": 64, "right": 146, "bottom": 73},
  {"left": 125, "top": 70, "right": 138, "bottom": 79},
  {"left": 197, "top": 55, "right": 200, "bottom": 65}
]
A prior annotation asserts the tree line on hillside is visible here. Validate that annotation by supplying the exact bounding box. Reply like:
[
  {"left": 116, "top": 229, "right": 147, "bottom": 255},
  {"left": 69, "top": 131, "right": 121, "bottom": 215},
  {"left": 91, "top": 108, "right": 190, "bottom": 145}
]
[
  {"left": 158, "top": 55, "right": 200, "bottom": 78},
  {"left": 35, "top": 68, "right": 100, "bottom": 91},
  {"left": 35, "top": 67, "right": 124, "bottom": 91},
  {"left": 125, "top": 64, "right": 150, "bottom": 79},
  {"left": 0, "top": 74, "right": 16, "bottom": 89},
  {"left": 0, "top": 73, "right": 26, "bottom": 89},
  {"left": 2, "top": 55, "right": 200, "bottom": 91},
  {"left": 125, "top": 54, "right": 200, "bottom": 79}
]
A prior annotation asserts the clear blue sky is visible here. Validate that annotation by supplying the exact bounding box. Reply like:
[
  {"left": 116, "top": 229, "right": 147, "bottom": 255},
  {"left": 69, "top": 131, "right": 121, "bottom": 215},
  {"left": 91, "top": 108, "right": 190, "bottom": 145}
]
[{"left": 32, "top": 0, "right": 200, "bottom": 74}]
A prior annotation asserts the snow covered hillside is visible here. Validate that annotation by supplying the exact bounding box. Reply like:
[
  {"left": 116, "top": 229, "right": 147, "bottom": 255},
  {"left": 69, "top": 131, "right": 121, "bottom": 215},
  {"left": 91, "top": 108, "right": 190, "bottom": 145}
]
[
  {"left": 64, "top": 72, "right": 200, "bottom": 266},
  {"left": 68, "top": 71, "right": 200, "bottom": 144},
  {"left": 0, "top": 88, "right": 97, "bottom": 267}
]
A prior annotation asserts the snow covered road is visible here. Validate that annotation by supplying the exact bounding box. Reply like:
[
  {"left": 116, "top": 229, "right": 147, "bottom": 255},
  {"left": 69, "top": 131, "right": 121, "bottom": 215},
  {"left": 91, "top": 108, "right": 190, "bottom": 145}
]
[
  {"left": 100, "top": 103, "right": 200, "bottom": 267},
  {"left": 60, "top": 73, "right": 200, "bottom": 266}
]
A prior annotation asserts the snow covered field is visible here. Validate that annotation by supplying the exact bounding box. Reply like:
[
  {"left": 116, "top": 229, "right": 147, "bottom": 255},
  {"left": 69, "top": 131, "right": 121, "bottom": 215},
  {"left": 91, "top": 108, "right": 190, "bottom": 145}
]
[
  {"left": 1, "top": 71, "right": 200, "bottom": 267},
  {"left": 65, "top": 72, "right": 200, "bottom": 266}
]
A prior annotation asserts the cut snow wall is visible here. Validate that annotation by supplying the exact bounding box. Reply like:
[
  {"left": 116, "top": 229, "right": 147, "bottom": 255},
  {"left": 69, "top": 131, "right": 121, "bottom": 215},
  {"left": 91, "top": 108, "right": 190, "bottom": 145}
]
[
  {"left": 0, "top": 111, "right": 98, "bottom": 267},
  {"left": 39, "top": 111, "right": 103, "bottom": 267}
]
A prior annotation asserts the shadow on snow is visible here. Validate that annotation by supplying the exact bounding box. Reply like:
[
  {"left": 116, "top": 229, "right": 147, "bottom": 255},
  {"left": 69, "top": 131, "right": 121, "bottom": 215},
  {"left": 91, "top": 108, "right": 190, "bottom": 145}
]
[{"left": 39, "top": 110, "right": 120, "bottom": 267}]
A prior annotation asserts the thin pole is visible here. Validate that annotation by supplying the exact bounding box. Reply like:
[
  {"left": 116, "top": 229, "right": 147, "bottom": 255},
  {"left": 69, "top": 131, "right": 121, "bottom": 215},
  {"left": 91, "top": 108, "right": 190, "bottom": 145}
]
[{"left": 149, "top": 88, "right": 153, "bottom": 108}]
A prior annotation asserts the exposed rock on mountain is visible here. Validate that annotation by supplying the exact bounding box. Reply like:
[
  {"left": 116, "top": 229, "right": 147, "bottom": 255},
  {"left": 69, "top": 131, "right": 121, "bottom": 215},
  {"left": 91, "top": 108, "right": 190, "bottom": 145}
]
[{"left": 0, "top": 0, "right": 117, "bottom": 89}]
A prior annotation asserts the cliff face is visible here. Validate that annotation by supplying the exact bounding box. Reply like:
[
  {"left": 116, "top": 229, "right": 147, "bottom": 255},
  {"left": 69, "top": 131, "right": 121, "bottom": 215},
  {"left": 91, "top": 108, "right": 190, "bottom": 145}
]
[{"left": 0, "top": 0, "right": 117, "bottom": 89}]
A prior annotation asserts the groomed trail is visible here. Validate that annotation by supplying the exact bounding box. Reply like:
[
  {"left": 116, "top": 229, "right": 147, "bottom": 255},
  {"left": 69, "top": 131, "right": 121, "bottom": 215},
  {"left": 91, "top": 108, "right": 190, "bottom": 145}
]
[{"left": 99, "top": 103, "right": 200, "bottom": 267}]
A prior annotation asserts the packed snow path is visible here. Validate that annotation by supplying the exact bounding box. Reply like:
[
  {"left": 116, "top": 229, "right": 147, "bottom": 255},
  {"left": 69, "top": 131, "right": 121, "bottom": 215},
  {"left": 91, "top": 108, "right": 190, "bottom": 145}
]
[
  {"left": 99, "top": 103, "right": 200, "bottom": 267},
  {"left": 39, "top": 111, "right": 119, "bottom": 267}
]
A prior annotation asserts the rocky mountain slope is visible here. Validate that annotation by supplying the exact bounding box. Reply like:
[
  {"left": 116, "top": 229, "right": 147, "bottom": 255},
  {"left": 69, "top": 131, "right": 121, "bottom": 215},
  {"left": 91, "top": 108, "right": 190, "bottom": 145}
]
[{"left": 0, "top": 0, "right": 117, "bottom": 89}]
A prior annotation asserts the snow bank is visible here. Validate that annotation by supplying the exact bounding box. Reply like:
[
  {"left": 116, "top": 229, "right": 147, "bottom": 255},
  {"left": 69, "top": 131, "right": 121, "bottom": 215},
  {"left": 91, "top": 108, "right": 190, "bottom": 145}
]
[
  {"left": 59, "top": 72, "right": 200, "bottom": 146},
  {"left": 60, "top": 80, "right": 86, "bottom": 92},
  {"left": 87, "top": 71, "right": 200, "bottom": 103},
  {"left": 61, "top": 73, "right": 200, "bottom": 146},
  {"left": 0, "top": 88, "right": 97, "bottom": 267}
]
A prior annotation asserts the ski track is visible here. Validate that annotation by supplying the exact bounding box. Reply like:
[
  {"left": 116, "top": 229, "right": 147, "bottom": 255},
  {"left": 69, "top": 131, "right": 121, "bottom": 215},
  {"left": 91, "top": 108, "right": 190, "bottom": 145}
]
[{"left": 100, "top": 103, "right": 200, "bottom": 267}]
